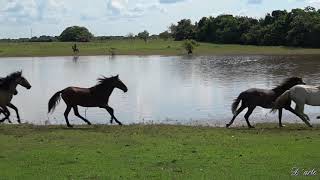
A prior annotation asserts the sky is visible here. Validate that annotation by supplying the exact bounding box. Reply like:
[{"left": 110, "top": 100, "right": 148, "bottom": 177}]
[{"left": 0, "top": 0, "right": 320, "bottom": 38}]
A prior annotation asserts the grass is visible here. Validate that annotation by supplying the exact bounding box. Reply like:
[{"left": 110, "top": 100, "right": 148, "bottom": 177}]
[
  {"left": 1, "top": 39, "right": 320, "bottom": 57},
  {"left": 0, "top": 123, "right": 319, "bottom": 179}
]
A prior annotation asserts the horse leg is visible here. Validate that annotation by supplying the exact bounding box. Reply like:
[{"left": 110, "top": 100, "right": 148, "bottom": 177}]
[
  {"left": 73, "top": 106, "right": 91, "bottom": 125},
  {"left": 105, "top": 106, "right": 122, "bottom": 126},
  {"left": 299, "top": 104, "right": 310, "bottom": 121},
  {"left": 295, "top": 103, "right": 310, "bottom": 121},
  {"left": 244, "top": 106, "right": 256, "bottom": 128},
  {"left": 64, "top": 106, "right": 72, "bottom": 128},
  {"left": 0, "top": 106, "right": 11, "bottom": 123},
  {"left": 278, "top": 108, "right": 284, "bottom": 128},
  {"left": 290, "top": 104, "right": 312, "bottom": 127},
  {"left": 7, "top": 103, "right": 21, "bottom": 124},
  {"left": 226, "top": 105, "right": 246, "bottom": 128}
]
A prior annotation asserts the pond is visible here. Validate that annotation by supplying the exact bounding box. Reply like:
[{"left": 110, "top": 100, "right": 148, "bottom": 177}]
[{"left": 1, "top": 55, "right": 320, "bottom": 126}]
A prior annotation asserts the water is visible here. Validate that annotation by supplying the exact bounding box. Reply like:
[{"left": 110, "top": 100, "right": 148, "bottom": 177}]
[{"left": 1, "top": 55, "right": 320, "bottom": 126}]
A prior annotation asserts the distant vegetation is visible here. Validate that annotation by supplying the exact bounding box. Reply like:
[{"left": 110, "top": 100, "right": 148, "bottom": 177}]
[
  {"left": 137, "top": 30, "right": 149, "bottom": 43},
  {"left": 1, "top": 7, "right": 320, "bottom": 48},
  {"left": 182, "top": 39, "right": 198, "bottom": 54},
  {"left": 59, "top": 26, "right": 93, "bottom": 42},
  {"left": 167, "top": 6, "right": 320, "bottom": 47}
]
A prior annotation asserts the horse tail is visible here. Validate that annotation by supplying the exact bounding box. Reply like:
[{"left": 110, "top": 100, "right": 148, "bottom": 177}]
[
  {"left": 48, "top": 90, "right": 63, "bottom": 113},
  {"left": 271, "top": 90, "right": 291, "bottom": 113},
  {"left": 232, "top": 93, "right": 244, "bottom": 115}
]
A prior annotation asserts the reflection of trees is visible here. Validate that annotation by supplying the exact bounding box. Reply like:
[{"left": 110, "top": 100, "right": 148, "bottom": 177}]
[{"left": 176, "top": 55, "right": 320, "bottom": 88}]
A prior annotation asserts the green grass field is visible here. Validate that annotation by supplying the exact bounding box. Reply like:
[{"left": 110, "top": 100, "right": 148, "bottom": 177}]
[
  {"left": 1, "top": 39, "right": 320, "bottom": 57},
  {"left": 0, "top": 124, "right": 319, "bottom": 179}
]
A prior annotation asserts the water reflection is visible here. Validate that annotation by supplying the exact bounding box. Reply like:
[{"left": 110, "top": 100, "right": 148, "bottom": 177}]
[{"left": 0, "top": 55, "right": 320, "bottom": 126}]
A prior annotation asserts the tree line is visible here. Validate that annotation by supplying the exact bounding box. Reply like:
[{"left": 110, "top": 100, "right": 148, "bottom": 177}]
[
  {"left": 168, "top": 6, "right": 320, "bottom": 47},
  {"left": 1, "top": 6, "right": 320, "bottom": 47}
]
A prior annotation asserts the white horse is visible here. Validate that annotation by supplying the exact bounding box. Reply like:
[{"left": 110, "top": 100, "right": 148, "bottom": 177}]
[
  {"left": 0, "top": 71, "right": 31, "bottom": 123},
  {"left": 272, "top": 84, "right": 320, "bottom": 127}
]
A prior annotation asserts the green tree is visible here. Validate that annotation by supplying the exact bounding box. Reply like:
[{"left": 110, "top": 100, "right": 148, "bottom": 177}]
[
  {"left": 159, "top": 31, "right": 171, "bottom": 40},
  {"left": 170, "top": 6, "right": 320, "bottom": 47},
  {"left": 59, "top": 26, "right": 93, "bottom": 42},
  {"left": 170, "top": 19, "right": 196, "bottom": 41},
  {"left": 182, "top": 39, "right": 198, "bottom": 54},
  {"left": 137, "top": 30, "right": 149, "bottom": 43}
]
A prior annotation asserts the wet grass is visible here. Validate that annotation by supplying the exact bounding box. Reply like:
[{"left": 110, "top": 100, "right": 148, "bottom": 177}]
[
  {"left": 0, "top": 123, "right": 319, "bottom": 179},
  {"left": 0, "top": 39, "right": 320, "bottom": 57}
]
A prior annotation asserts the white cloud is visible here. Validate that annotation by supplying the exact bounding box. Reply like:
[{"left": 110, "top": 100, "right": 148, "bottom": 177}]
[
  {"left": 0, "top": 0, "right": 67, "bottom": 24},
  {"left": 159, "top": 0, "right": 187, "bottom": 4},
  {"left": 105, "top": 0, "right": 166, "bottom": 20},
  {"left": 247, "top": 0, "right": 263, "bottom": 5}
]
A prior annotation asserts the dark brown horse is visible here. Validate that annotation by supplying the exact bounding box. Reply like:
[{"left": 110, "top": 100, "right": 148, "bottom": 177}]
[
  {"left": 226, "top": 77, "right": 306, "bottom": 128},
  {"left": 48, "top": 75, "right": 128, "bottom": 127}
]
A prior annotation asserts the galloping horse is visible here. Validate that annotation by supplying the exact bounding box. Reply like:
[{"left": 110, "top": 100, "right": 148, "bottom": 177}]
[
  {"left": 0, "top": 71, "right": 31, "bottom": 123},
  {"left": 272, "top": 84, "right": 320, "bottom": 127},
  {"left": 48, "top": 75, "right": 128, "bottom": 127},
  {"left": 226, "top": 77, "right": 306, "bottom": 128}
]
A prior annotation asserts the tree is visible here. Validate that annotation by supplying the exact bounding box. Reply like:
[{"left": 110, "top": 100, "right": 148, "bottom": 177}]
[
  {"left": 137, "top": 30, "right": 149, "bottom": 43},
  {"left": 167, "top": 7, "right": 320, "bottom": 47},
  {"left": 182, "top": 39, "right": 198, "bottom": 54},
  {"left": 126, "top": 33, "right": 135, "bottom": 39},
  {"left": 59, "top": 26, "right": 93, "bottom": 42},
  {"left": 170, "top": 19, "right": 196, "bottom": 41},
  {"left": 159, "top": 31, "right": 171, "bottom": 40}
]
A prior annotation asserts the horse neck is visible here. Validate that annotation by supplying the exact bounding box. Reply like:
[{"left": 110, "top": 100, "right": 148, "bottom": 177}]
[
  {"left": 273, "top": 85, "right": 291, "bottom": 96},
  {"left": 91, "top": 84, "right": 115, "bottom": 101},
  {"left": 7, "top": 82, "right": 18, "bottom": 94}
]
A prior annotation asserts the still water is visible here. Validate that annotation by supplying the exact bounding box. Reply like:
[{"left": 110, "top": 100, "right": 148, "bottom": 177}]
[{"left": 1, "top": 55, "right": 320, "bottom": 126}]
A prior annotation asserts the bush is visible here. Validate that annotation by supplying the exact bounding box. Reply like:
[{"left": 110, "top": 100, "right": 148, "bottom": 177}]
[{"left": 182, "top": 40, "right": 199, "bottom": 54}]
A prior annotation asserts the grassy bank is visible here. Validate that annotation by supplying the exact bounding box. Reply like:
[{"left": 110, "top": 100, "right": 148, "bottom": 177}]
[
  {"left": 0, "top": 124, "right": 319, "bottom": 179},
  {"left": 1, "top": 39, "right": 320, "bottom": 57}
]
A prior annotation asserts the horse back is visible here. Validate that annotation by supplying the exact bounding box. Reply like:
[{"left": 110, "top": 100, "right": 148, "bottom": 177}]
[
  {"left": 241, "top": 88, "right": 276, "bottom": 108},
  {"left": 61, "top": 87, "right": 105, "bottom": 107}
]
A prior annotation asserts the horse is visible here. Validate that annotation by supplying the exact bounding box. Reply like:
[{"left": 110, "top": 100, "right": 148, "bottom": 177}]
[
  {"left": 0, "top": 78, "right": 17, "bottom": 122},
  {"left": 272, "top": 84, "right": 320, "bottom": 127},
  {"left": 72, "top": 44, "right": 79, "bottom": 54},
  {"left": 226, "top": 77, "right": 306, "bottom": 128},
  {"left": 48, "top": 75, "right": 128, "bottom": 127},
  {"left": 0, "top": 71, "right": 31, "bottom": 123}
]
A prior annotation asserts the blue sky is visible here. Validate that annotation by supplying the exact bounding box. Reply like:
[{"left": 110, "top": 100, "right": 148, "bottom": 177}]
[{"left": 0, "top": 0, "right": 319, "bottom": 38}]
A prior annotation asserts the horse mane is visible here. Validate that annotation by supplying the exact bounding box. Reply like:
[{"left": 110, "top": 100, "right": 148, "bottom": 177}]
[
  {"left": 0, "top": 71, "right": 22, "bottom": 90},
  {"left": 272, "top": 77, "right": 300, "bottom": 91},
  {"left": 96, "top": 76, "right": 115, "bottom": 86}
]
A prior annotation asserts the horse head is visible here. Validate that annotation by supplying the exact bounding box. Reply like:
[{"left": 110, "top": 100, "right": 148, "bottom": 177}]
[
  {"left": 112, "top": 75, "right": 128, "bottom": 93},
  {"left": 16, "top": 71, "right": 32, "bottom": 89}
]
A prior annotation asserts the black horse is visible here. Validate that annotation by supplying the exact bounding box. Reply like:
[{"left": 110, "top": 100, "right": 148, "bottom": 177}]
[
  {"left": 226, "top": 77, "right": 306, "bottom": 128},
  {"left": 0, "top": 71, "right": 31, "bottom": 123}
]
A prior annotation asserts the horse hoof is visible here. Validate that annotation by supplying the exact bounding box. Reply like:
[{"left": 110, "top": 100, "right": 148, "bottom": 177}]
[
  {"left": 67, "top": 125, "right": 73, "bottom": 128},
  {"left": 249, "top": 126, "right": 255, "bottom": 129},
  {"left": 226, "top": 124, "right": 230, "bottom": 128}
]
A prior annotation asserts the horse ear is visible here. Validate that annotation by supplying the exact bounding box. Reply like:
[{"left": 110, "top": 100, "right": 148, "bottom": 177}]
[{"left": 116, "top": 74, "right": 119, "bottom": 78}]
